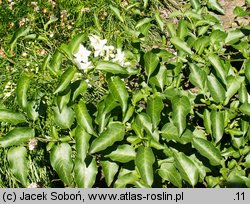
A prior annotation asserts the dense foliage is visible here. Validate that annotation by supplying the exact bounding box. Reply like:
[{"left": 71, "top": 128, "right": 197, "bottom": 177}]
[{"left": 0, "top": 0, "right": 250, "bottom": 187}]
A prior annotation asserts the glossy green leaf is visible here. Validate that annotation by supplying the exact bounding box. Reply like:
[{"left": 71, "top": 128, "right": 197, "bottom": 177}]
[
  {"left": 95, "top": 61, "right": 128, "bottom": 74},
  {"left": 105, "top": 144, "right": 136, "bottom": 163},
  {"left": 207, "top": 75, "right": 226, "bottom": 104},
  {"left": 135, "top": 146, "right": 155, "bottom": 187},
  {"left": 122, "top": 105, "right": 134, "bottom": 123},
  {"left": 155, "top": 13, "right": 164, "bottom": 32},
  {"left": 75, "top": 126, "right": 91, "bottom": 162},
  {"left": 135, "top": 18, "right": 152, "bottom": 29},
  {"left": 54, "top": 67, "right": 76, "bottom": 94},
  {"left": 143, "top": 51, "right": 159, "bottom": 79},
  {"left": 50, "top": 143, "right": 73, "bottom": 186},
  {"left": 101, "top": 160, "right": 119, "bottom": 187},
  {"left": 166, "top": 22, "right": 176, "bottom": 37},
  {"left": 177, "top": 19, "right": 189, "bottom": 40},
  {"left": 114, "top": 171, "right": 138, "bottom": 188},
  {"left": 203, "top": 109, "right": 212, "bottom": 134},
  {"left": 207, "top": 54, "right": 227, "bottom": 85},
  {"left": 245, "top": 60, "right": 250, "bottom": 83},
  {"left": 108, "top": 76, "right": 129, "bottom": 115},
  {"left": 109, "top": 5, "right": 124, "bottom": 22},
  {"left": 149, "top": 65, "right": 167, "bottom": 91},
  {"left": 53, "top": 106, "right": 74, "bottom": 129},
  {"left": 57, "top": 89, "right": 71, "bottom": 112},
  {"left": 193, "top": 36, "right": 210, "bottom": 55},
  {"left": 68, "top": 33, "right": 85, "bottom": 54},
  {"left": 71, "top": 80, "right": 88, "bottom": 101},
  {"left": 95, "top": 101, "right": 109, "bottom": 134},
  {"left": 89, "top": 122, "right": 125, "bottom": 154},
  {"left": 173, "top": 151, "right": 199, "bottom": 187},
  {"left": 192, "top": 137, "right": 222, "bottom": 166},
  {"left": 188, "top": 63, "right": 207, "bottom": 93},
  {"left": 190, "top": 0, "right": 201, "bottom": 10},
  {"left": 0, "top": 127, "right": 35, "bottom": 148},
  {"left": 74, "top": 157, "right": 97, "bottom": 188},
  {"left": 172, "top": 95, "right": 191, "bottom": 136},
  {"left": 146, "top": 94, "right": 164, "bottom": 130},
  {"left": 211, "top": 110, "right": 224, "bottom": 143},
  {"left": 170, "top": 37, "right": 193, "bottom": 55},
  {"left": 158, "top": 162, "right": 182, "bottom": 187},
  {"left": 225, "top": 29, "right": 244, "bottom": 45},
  {"left": 239, "top": 103, "right": 250, "bottom": 116},
  {"left": 0, "top": 109, "right": 26, "bottom": 124},
  {"left": 75, "top": 100, "right": 96, "bottom": 136},
  {"left": 207, "top": 0, "right": 224, "bottom": 14},
  {"left": 210, "top": 30, "right": 227, "bottom": 44},
  {"left": 7, "top": 146, "right": 29, "bottom": 186},
  {"left": 10, "top": 26, "right": 30, "bottom": 51},
  {"left": 224, "top": 76, "right": 244, "bottom": 105},
  {"left": 16, "top": 74, "right": 30, "bottom": 109},
  {"left": 48, "top": 50, "right": 63, "bottom": 76},
  {"left": 233, "top": 6, "right": 250, "bottom": 17},
  {"left": 26, "top": 100, "right": 39, "bottom": 121}
]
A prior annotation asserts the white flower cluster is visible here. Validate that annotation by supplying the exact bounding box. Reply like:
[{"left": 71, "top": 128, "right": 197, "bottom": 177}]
[
  {"left": 2, "top": 81, "right": 15, "bottom": 99},
  {"left": 73, "top": 35, "right": 130, "bottom": 72}
]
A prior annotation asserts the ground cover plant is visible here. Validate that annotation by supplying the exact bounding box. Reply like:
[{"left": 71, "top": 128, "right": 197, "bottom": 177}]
[{"left": 0, "top": 0, "right": 250, "bottom": 188}]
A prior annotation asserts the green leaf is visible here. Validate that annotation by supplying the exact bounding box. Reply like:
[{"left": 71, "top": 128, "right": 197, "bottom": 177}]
[
  {"left": 207, "top": 54, "right": 227, "bottom": 85},
  {"left": 108, "top": 76, "right": 129, "bottom": 115},
  {"left": 135, "top": 18, "right": 152, "bottom": 29},
  {"left": 89, "top": 122, "right": 125, "bottom": 154},
  {"left": 245, "top": 60, "right": 250, "bottom": 83},
  {"left": 172, "top": 95, "right": 191, "bottom": 136},
  {"left": 149, "top": 65, "right": 167, "bottom": 91},
  {"left": 75, "top": 100, "right": 96, "bottom": 136},
  {"left": 193, "top": 36, "right": 210, "bottom": 55},
  {"left": 177, "top": 19, "right": 189, "bottom": 40},
  {"left": 173, "top": 151, "right": 199, "bottom": 187},
  {"left": 105, "top": 144, "right": 136, "bottom": 163},
  {"left": 0, "top": 127, "right": 35, "bottom": 148},
  {"left": 54, "top": 67, "right": 76, "bottom": 94},
  {"left": 74, "top": 157, "right": 98, "bottom": 188},
  {"left": 57, "top": 89, "right": 71, "bottom": 112},
  {"left": 166, "top": 22, "right": 176, "bottom": 37},
  {"left": 233, "top": 6, "right": 250, "bottom": 17},
  {"left": 143, "top": 51, "right": 159, "bottom": 79},
  {"left": 207, "top": 75, "right": 226, "bottom": 104},
  {"left": 68, "top": 33, "right": 85, "bottom": 54},
  {"left": 170, "top": 37, "right": 193, "bottom": 55},
  {"left": 211, "top": 110, "right": 224, "bottom": 143},
  {"left": 10, "top": 26, "right": 30, "bottom": 51},
  {"left": 109, "top": 5, "right": 124, "bottom": 22},
  {"left": 135, "top": 146, "right": 155, "bottom": 187},
  {"left": 48, "top": 50, "right": 63, "bottom": 76},
  {"left": 210, "top": 30, "right": 228, "bottom": 44},
  {"left": 50, "top": 143, "right": 73, "bottom": 186},
  {"left": 203, "top": 109, "right": 212, "bottom": 134},
  {"left": 239, "top": 103, "right": 250, "bottom": 116},
  {"left": 16, "top": 74, "right": 30, "bottom": 109},
  {"left": 190, "top": 0, "right": 201, "bottom": 10},
  {"left": 158, "top": 162, "right": 182, "bottom": 187},
  {"left": 207, "top": 0, "right": 224, "bottom": 14},
  {"left": 188, "top": 63, "right": 207, "bottom": 93},
  {"left": 146, "top": 94, "right": 164, "bottom": 130},
  {"left": 75, "top": 126, "right": 91, "bottom": 162},
  {"left": 161, "top": 123, "right": 193, "bottom": 144},
  {"left": 103, "top": 94, "right": 119, "bottom": 114},
  {"left": 192, "top": 137, "right": 222, "bottom": 166},
  {"left": 95, "top": 61, "right": 128, "bottom": 74},
  {"left": 224, "top": 76, "right": 244, "bottom": 105},
  {"left": 26, "top": 100, "right": 39, "bottom": 121},
  {"left": 0, "top": 109, "right": 26, "bottom": 124},
  {"left": 114, "top": 171, "right": 138, "bottom": 188},
  {"left": 136, "top": 113, "right": 159, "bottom": 141},
  {"left": 7, "top": 146, "right": 29, "bottom": 186},
  {"left": 225, "top": 29, "right": 244, "bottom": 45},
  {"left": 101, "top": 160, "right": 119, "bottom": 187},
  {"left": 71, "top": 80, "right": 88, "bottom": 101},
  {"left": 53, "top": 106, "right": 74, "bottom": 129},
  {"left": 155, "top": 13, "right": 164, "bottom": 32}
]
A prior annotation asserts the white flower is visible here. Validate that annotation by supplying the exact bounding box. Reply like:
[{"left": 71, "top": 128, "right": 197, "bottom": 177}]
[
  {"left": 28, "top": 138, "right": 38, "bottom": 150},
  {"left": 74, "top": 44, "right": 91, "bottom": 63},
  {"left": 89, "top": 35, "right": 107, "bottom": 57},
  {"left": 27, "top": 183, "right": 39, "bottom": 188},
  {"left": 103, "top": 45, "right": 115, "bottom": 61},
  {"left": 112, "top": 48, "right": 130, "bottom": 66}
]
